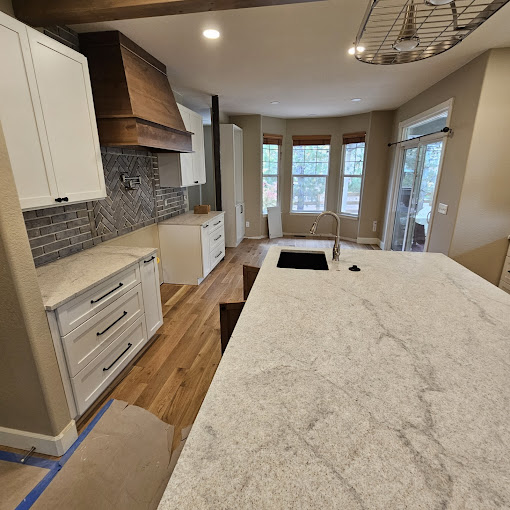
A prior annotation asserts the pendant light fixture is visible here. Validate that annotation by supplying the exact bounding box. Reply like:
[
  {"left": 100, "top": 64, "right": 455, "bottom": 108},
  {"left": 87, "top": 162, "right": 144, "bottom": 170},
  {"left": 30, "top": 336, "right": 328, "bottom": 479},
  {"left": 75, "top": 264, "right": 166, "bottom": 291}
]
[{"left": 352, "top": 0, "right": 509, "bottom": 65}]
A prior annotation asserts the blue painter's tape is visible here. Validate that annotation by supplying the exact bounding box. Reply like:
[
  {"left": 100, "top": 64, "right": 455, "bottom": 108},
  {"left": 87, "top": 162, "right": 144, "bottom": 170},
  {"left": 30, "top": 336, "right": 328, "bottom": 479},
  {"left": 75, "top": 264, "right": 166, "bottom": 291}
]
[
  {"left": 0, "top": 450, "right": 57, "bottom": 470},
  {"left": 15, "top": 399, "right": 115, "bottom": 510}
]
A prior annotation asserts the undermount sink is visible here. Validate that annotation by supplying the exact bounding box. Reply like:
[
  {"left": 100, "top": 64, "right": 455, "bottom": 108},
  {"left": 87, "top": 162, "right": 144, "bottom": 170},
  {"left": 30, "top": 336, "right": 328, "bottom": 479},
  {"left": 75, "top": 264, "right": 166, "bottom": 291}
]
[{"left": 277, "top": 251, "right": 329, "bottom": 270}]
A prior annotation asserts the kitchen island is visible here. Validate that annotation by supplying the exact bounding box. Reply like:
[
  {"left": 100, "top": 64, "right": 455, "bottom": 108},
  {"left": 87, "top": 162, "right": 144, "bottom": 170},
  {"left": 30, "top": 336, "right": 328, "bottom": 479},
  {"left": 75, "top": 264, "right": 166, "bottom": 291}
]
[{"left": 158, "top": 247, "right": 510, "bottom": 509}]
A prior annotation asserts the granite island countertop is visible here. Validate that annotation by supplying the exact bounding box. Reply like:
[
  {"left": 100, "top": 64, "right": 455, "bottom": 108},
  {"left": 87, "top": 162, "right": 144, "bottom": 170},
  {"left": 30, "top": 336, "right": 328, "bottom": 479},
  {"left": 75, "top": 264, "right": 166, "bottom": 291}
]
[
  {"left": 159, "top": 247, "right": 510, "bottom": 509},
  {"left": 37, "top": 244, "right": 157, "bottom": 310},
  {"left": 159, "top": 210, "right": 224, "bottom": 227}
]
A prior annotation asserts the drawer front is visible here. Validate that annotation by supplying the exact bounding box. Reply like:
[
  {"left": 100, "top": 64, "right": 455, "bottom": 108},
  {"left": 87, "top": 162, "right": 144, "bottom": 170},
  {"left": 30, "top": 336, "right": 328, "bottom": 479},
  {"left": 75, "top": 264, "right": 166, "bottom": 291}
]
[
  {"left": 209, "top": 244, "right": 225, "bottom": 271},
  {"left": 499, "top": 280, "right": 510, "bottom": 294},
  {"left": 209, "top": 223, "right": 225, "bottom": 249},
  {"left": 501, "top": 256, "right": 510, "bottom": 286},
  {"left": 209, "top": 215, "right": 224, "bottom": 232},
  {"left": 57, "top": 265, "right": 140, "bottom": 336},
  {"left": 62, "top": 285, "right": 144, "bottom": 377},
  {"left": 71, "top": 317, "right": 147, "bottom": 415}
]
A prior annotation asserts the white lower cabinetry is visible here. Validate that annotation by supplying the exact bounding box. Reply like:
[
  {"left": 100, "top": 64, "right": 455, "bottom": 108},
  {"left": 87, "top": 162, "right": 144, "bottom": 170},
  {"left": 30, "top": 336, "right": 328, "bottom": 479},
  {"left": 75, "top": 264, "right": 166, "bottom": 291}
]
[
  {"left": 499, "top": 243, "right": 510, "bottom": 294},
  {"left": 47, "top": 254, "right": 162, "bottom": 418}
]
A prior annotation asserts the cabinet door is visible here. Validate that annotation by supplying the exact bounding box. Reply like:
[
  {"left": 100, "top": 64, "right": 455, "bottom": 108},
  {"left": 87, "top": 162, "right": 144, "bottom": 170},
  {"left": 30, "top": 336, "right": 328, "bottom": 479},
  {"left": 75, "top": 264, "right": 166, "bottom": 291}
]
[
  {"left": 234, "top": 128, "right": 244, "bottom": 204},
  {"left": 27, "top": 28, "right": 106, "bottom": 204},
  {"left": 0, "top": 13, "right": 58, "bottom": 210},
  {"left": 190, "top": 112, "right": 206, "bottom": 185},
  {"left": 177, "top": 105, "right": 194, "bottom": 186},
  {"left": 140, "top": 255, "right": 163, "bottom": 338}
]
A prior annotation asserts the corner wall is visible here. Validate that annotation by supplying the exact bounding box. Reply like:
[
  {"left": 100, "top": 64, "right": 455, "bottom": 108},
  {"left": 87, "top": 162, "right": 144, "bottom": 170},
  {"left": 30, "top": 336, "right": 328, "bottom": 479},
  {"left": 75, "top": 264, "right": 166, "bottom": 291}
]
[
  {"left": 0, "top": 121, "right": 71, "bottom": 437},
  {"left": 449, "top": 48, "right": 510, "bottom": 284}
]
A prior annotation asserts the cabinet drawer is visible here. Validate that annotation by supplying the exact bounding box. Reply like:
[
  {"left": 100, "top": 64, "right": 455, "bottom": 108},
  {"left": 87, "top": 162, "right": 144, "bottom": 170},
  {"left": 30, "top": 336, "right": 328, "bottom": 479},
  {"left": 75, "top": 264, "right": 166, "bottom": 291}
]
[
  {"left": 210, "top": 244, "right": 225, "bottom": 271},
  {"left": 209, "top": 215, "right": 224, "bottom": 231},
  {"left": 501, "top": 257, "right": 510, "bottom": 286},
  {"left": 62, "top": 285, "right": 144, "bottom": 377},
  {"left": 209, "top": 223, "right": 225, "bottom": 248},
  {"left": 71, "top": 317, "right": 147, "bottom": 415},
  {"left": 57, "top": 265, "right": 140, "bottom": 336}
]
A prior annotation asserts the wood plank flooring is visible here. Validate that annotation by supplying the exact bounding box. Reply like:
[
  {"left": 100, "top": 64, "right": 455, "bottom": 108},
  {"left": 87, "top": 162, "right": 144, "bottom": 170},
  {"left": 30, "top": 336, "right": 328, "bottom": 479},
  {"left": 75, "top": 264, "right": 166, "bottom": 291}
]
[{"left": 79, "top": 237, "right": 378, "bottom": 452}]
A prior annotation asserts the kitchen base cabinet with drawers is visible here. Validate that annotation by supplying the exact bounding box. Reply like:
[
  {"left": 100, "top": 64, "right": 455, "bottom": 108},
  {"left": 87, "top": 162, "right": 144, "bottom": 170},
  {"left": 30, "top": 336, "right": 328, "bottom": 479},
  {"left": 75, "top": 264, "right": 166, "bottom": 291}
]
[
  {"left": 41, "top": 248, "right": 163, "bottom": 419},
  {"left": 158, "top": 211, "right": 226, "bottom": 285}
]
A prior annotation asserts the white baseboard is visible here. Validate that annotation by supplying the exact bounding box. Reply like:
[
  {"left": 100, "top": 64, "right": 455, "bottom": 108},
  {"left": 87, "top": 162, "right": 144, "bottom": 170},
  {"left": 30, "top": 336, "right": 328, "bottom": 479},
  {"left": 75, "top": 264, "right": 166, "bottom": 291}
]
[
  {"left": 283, "top": 232, "right": 358, "bottom": 243},
  {"left": 378, "top": 239, "right": 385, "bottom": 250},
  {"left": 357, "top": 237, "right": 381, "bottom": 245},
  {"left": 245, "top": 236, "right": 265, "bottom": 239},
  {"left": 0, "top": 419, "right": 78, "bottom": 456}
]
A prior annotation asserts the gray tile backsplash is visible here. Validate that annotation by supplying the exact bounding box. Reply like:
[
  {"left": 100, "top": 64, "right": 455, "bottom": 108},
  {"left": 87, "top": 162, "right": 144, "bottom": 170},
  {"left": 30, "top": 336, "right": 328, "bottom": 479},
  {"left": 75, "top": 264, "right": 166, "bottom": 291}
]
[{"left": 24, "top": 148, "right": 187, "bottom": 267}]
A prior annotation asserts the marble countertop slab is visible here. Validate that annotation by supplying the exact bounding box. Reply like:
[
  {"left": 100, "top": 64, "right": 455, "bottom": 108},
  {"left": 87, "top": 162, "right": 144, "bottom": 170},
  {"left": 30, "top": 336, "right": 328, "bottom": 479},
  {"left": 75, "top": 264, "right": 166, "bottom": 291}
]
[
  {"left": 159, "top": 247, "right": 510, "bottom": 509},
  {"left": 158, "top": 211, "right": 224, "bottom": 227},
  {"left": 37, "top": 245, "right": 157, "bottom": 310}
]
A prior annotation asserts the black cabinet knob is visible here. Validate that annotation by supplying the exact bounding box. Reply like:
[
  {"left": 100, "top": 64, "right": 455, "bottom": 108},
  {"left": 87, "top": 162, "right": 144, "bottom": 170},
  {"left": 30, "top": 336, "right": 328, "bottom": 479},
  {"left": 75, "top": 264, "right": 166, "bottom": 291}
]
[
  {"left": 55, "top": 197, "right": 62, "bottom": 202},
  {"left": 62, "top": 197, "right": 69, "bottom": 202}
]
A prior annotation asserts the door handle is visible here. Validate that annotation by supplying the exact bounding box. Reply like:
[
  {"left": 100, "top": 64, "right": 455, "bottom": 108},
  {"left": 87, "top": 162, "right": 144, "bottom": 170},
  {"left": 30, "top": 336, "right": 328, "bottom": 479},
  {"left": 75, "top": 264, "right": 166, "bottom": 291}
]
[
  {"left": 144, "top": 256, "right": 155, "bottom": 264},
  {"left": 240, "top": 205, "right": 243, "bottom": 214}
]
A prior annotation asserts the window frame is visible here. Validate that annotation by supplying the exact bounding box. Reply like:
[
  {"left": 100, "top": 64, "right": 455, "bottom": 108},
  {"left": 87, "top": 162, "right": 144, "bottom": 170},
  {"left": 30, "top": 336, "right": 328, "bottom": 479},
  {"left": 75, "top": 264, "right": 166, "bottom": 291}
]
[
  {"left": 338, "top": 141, "right": 366, "bottom": 218},
  {"left": 290, "top": 143, "right": 331, "bottom": 215},
  {"left": 261, "top": 142, "right": 281, "bottom": 215}
]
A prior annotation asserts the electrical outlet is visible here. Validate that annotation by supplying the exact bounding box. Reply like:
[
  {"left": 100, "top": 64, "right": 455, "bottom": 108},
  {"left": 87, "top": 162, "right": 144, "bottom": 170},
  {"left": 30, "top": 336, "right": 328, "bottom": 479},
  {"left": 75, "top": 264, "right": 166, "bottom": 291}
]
[
  {"left": 372, "top": 220, "right": 377, "bottom": 232},
  {"left": 246, "top": 221, "right": 250, "bottom": 228},
  {"left": 437, "top": 203, "right": 448, "bottom": 215}
]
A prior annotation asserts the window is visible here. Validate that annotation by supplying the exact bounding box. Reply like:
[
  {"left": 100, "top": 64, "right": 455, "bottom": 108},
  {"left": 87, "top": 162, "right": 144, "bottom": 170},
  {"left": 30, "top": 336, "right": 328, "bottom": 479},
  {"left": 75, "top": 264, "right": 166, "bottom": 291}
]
[
  {"left": 262, "top": 134, "right": 282, "bottom": 214},
  {"left": 291, "top": 135, "right": 331, "bottom": 213},
  {"left": 340, "top": 132, "right": 366, "bottom": 216}
]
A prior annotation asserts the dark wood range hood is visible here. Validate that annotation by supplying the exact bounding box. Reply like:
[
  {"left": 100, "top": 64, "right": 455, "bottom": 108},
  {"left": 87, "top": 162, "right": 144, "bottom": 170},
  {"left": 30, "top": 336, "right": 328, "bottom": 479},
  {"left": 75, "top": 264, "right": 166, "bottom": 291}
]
[{"left": 79, "top": 31, "right": 192, "bottom": 152}]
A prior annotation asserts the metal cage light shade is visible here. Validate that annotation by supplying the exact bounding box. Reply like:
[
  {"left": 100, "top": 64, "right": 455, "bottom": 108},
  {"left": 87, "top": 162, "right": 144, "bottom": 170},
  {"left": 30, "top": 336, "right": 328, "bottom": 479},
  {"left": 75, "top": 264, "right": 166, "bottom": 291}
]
[{"left": 354, "top": 0, "right": 509, "bottom": 65}]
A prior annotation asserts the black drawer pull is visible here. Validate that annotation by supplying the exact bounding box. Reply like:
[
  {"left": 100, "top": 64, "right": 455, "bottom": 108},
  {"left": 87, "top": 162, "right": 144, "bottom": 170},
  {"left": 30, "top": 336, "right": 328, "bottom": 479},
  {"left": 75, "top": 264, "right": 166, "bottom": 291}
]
[
  {"left": 213, "top": 221, "right": 221, "bottom": 226},
  {"left": 91, "top": 283, "right": 123, "bottom": 304},
  {"left": 214, "top": 235, "right": 222, "bottom": 242},
  {"left": 103, "top": 342, "right": 132, "bottom": 371},
  {"left": 203, "top": 224, "right": 209, "bottom": 228},
  {"left": 97, "top": 311, "right": 128, "bottom": 336},
  {"left": 55, "top": 197, "right": 62, "bottom": 203},
  {"left": 194, "top": 180, "right": 199, "bottom": 184},
  {"left": 215, "top": 251, "right": 222, "bottom": 259},
  {"left": 62, "top": 197, "right": 69, "bottom": 202},
  {"left": 144, "top": 256, "right": 155, "bottom": 264}
]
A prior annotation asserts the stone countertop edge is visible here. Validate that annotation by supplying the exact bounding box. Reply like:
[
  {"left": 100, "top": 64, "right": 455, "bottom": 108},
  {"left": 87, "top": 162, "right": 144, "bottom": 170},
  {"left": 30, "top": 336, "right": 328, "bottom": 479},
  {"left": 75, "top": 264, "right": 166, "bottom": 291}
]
[
  {"left": 158, "top": 210, "right": 225, "bottom": 227},
  {"left": 36, "top": 245, "right": 158, "bottom": 311}
]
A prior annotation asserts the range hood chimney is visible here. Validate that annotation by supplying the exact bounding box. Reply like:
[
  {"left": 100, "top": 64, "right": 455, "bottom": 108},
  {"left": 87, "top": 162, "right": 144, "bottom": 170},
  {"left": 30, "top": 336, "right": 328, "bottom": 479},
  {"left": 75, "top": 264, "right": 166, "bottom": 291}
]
[{"left": 79, "top": 31, "right": 192, "bottom": 153}]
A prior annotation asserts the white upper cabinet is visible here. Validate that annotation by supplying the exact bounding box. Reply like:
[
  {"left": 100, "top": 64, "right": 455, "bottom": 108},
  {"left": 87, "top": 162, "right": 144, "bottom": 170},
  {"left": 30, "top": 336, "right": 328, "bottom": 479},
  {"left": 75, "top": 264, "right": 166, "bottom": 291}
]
[
  {"left": 158, "top": 104, "right": 206, "bottom": 188},
  {"left": 0, "top": 12, "right": 106, "bottom": 211}
]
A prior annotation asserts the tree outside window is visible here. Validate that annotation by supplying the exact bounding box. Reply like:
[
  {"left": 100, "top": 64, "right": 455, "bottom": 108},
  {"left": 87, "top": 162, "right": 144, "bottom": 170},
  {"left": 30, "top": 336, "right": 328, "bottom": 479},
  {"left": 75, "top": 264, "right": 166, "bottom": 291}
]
[
  {"left": 262, "top": 144, "right": 280, "bottom": 214},
  {"left": 340, "top": 142, "right": 365, "bottom": 216}
]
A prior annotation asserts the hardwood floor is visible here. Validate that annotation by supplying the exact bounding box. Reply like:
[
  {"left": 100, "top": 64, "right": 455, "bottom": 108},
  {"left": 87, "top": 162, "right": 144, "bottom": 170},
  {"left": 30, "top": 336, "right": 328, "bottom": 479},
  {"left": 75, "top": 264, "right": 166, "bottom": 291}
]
[{"left": 80, "top": 237, "right": 379, "bottom": 452}]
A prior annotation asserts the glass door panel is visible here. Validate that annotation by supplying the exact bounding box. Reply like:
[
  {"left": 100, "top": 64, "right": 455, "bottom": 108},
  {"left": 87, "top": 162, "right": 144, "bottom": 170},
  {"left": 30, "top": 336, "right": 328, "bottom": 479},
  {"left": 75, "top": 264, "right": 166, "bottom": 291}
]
[{"left": 391, "top": 141, "right": 443, "bottom": 252}]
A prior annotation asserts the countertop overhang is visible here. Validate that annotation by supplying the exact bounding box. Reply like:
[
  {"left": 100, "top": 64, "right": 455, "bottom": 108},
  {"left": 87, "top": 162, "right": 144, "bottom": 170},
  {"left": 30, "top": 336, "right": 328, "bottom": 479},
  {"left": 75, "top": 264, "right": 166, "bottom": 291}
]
[
  {"left": 37, "top": 244, "right": 157, "bottom": 310},
  {"left": 159, "top": 247, "right": 510, "bottom": 508},
  {"left": 158, "top": 210, "right": 224, "bottom": 227}
]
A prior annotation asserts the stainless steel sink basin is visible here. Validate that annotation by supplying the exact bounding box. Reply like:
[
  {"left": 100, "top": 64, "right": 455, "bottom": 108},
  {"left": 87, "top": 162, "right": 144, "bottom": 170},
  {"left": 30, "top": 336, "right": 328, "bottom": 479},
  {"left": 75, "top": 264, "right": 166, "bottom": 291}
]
[{"left": 277, "top": 251, "right": 329, "bottom": 270}]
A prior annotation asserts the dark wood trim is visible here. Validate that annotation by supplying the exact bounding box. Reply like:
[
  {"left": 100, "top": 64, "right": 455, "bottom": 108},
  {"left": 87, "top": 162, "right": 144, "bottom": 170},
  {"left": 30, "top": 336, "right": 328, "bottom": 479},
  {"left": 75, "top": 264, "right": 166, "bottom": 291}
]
[
  {"left": 212, "top": 95, "right": 222, "bottom": 211},
  {"left": 219, "top": 301, "right": 245, "bottom": 354},
  {"left": 13, "top": 0, "right": 323, "bottom": 26}
]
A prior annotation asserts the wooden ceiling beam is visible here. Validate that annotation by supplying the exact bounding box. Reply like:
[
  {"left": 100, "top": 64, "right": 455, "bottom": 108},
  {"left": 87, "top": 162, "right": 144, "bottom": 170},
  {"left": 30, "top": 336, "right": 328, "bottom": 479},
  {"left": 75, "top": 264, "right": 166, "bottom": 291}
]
[{"left": 12, "top": 0, "right": 323, "bottom": 26}]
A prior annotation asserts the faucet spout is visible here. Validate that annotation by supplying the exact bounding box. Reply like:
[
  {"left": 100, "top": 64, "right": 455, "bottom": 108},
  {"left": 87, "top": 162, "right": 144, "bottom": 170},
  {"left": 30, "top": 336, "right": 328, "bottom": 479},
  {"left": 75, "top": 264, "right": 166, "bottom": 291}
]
[{"left": 309, "top": 211, "right": 341, "bottom": 261}]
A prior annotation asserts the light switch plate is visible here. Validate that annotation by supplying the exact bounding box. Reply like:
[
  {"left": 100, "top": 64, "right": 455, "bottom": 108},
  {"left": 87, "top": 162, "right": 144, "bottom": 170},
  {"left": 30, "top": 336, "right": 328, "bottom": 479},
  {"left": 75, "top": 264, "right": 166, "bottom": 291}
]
[
  {"left": 437, "top": 203, "right": 448, "bottom": 215},
  {"left": 246, "top": 221, "right": 250, "bottom": 228}
]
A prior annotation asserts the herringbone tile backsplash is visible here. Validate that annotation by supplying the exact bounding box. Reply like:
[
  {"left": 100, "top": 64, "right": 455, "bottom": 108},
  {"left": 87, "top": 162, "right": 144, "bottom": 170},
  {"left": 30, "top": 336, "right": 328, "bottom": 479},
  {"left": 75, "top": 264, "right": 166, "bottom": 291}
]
[{"left": 24, "top": 147, "right": 187, "bottom": 267}]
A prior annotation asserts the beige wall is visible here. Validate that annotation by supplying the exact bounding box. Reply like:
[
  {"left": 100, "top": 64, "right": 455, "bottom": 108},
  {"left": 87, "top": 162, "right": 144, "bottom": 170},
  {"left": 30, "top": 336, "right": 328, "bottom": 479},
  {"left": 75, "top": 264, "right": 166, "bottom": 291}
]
[
  {"left": 449, "top": 48, "right": 510, "bottom": 284},
  {"left": 358, "top": 111, "right": 394, "bottom": 240},
  {"left": 105, "top": 224, "right": 163, "bottom": 282},
  {"left": 0, "top": 122, "right": 71, "bottom": 437},
  {"left": 228, "top": 115, "right": 262, "bottom": 238},
  {"left": 0, "top": 0, "right": 13, "bottom": 15},
  {"left": 385, "top": 53, "right": 489, "bottom": 253}
]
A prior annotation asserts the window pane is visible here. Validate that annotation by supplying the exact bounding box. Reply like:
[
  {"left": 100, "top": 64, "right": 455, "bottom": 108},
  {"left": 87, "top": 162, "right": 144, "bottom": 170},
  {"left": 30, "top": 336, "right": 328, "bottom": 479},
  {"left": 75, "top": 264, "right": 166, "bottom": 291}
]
[
  {"left": 262, "top": 176, "right": 278, "bottom": 214},
  {"left": 263, "top": 144, "right": 280, "bottom": 175},
  {"left": 292, "top": 176, "right": 326, "bottom": 212},
  {"left": 292, "top": 145, "right": 330, "bottom": 176},
  {"left": 293, "top": 148, "right": 305, "bottom": 162},
  {"left": 341, "top": 176, "right": 362, "bottom": 215}
]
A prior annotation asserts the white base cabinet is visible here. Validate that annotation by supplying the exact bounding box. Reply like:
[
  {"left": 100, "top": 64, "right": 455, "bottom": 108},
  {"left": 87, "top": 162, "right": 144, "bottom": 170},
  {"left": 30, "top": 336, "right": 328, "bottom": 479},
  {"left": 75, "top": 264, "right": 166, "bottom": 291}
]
[
  {"left": 48, "top": 254, "right": 162, "bottom": 418},
  {"left": 499, "top": 242, "right": 510, "bottom": 294},
  {"left": 158, "top": 104, "right": 206, "bottom": 188},
  {"left": 159, "top": 213, "right": 225, "bottom": 285},
  {"left": 0, "top": 11, "right": 105, "bottom": 211}
]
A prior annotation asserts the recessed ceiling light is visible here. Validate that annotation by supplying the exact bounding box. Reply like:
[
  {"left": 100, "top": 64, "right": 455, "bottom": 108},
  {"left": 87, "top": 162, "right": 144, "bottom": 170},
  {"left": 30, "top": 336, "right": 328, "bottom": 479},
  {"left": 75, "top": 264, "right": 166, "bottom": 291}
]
[
  {"left": 270, "top": 101, "right": 280, "bottom": 105},
  {"left": 203, "top": 29, "right": 220, "bottom": 39},
  {"left": 426, "top": 0, "right": 452, "bottom": 5},
  {"left": 351, "top": 98, "right": 362, "bottom": 102}
]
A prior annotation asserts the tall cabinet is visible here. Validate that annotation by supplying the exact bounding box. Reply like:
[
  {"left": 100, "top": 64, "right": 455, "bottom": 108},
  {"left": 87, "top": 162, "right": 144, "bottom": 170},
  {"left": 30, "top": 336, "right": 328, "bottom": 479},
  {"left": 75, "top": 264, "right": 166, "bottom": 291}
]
[
  {"left": 0, "top": 11, "right": 106, "bottom": 211},
  {"left": 220, "top": 124, "right": 245, "bottom": 248}
]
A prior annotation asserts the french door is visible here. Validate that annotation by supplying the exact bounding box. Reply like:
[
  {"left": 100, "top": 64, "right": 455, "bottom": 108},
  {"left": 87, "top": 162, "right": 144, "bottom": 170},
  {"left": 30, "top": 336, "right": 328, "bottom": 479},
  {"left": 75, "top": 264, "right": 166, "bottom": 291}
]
[{"left": 391, "top": 140, "right": 444, "bottom": 252}]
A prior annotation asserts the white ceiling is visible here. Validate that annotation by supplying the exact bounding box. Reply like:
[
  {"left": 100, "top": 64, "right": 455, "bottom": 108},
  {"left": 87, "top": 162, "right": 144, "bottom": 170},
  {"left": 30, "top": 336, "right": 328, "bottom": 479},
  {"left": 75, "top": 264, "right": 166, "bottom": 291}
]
[{"left": 72, "top": 0, "right": 510, "bottom": 119}]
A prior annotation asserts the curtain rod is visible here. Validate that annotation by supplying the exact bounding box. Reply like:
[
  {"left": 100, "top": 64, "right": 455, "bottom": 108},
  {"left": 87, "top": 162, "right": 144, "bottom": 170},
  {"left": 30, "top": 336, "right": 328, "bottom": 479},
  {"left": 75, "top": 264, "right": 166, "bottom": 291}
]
[{"left": 388, "top": 127, "right": 451, "bottom": 147}]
